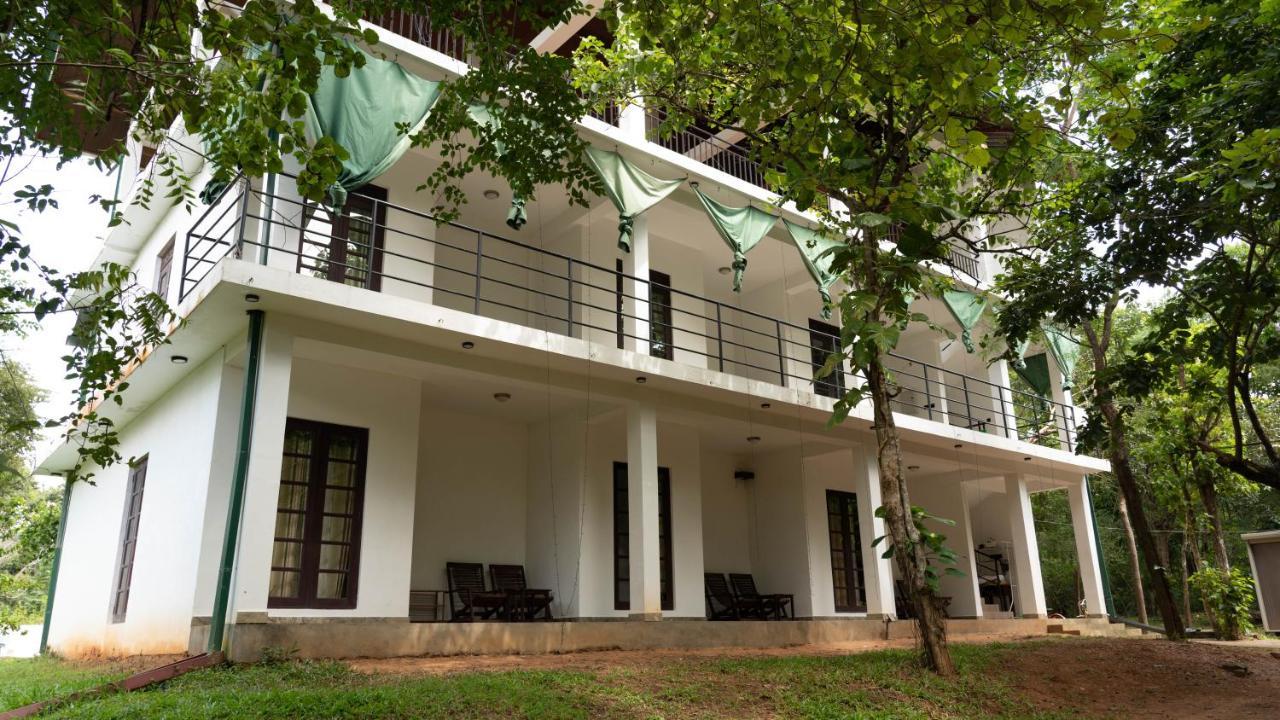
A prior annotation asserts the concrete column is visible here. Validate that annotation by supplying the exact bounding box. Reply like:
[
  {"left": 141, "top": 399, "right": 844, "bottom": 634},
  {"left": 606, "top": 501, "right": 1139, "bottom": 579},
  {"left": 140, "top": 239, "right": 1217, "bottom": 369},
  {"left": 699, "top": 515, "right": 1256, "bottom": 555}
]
[
  {"left": 987, "top": 359, "right": 1020, "bottom": 440},
  {"left": 941, "top": 482, "right": 983, "bottom": 618},
  {"left": 618, "top": 95, "right": 647, "bottom": 140},
  {"left": 853, "top": 449, "right": 896, "bottom": 618},
  {"left": 626, "top": 403, "right": 662, "bottom": 619},
  {"left": 1068, "top": 477, "right": 1108, "bottom": 617},
  {"left": 1046, "top": 354, "right": 1073, "bottom": 449},
  {"left": 229, "top": 321, "right": 294, "bottom": 616},
  {"left": 622, "top": 214, "right": 651, "bottom": 355},
  {"left": 1004, "top": 474, "right": 1047, "bottom": 617}
]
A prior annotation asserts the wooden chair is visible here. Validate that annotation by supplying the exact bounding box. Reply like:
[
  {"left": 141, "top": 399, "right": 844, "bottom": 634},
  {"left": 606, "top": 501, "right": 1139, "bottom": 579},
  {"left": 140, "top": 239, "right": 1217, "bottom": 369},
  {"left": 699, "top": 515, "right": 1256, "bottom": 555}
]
[
  {"left": 446, "top": 562, "right": 507, "bottom": 621},
  {"left": 729, "top": 573, "right": 794, "bottom": 620},
  {"left": 704, "top": 573, "right": 741, "bottom": 620},
  {"left": 489, "top": 564, "right": 554, "bottom": 621}
]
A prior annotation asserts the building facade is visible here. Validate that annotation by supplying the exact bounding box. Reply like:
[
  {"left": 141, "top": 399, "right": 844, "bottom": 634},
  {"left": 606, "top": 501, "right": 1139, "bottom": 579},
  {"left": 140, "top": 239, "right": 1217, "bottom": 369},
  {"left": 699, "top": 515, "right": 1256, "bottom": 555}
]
[{"left": 40, "top": 6, "right": 1112, "bottom": 660}]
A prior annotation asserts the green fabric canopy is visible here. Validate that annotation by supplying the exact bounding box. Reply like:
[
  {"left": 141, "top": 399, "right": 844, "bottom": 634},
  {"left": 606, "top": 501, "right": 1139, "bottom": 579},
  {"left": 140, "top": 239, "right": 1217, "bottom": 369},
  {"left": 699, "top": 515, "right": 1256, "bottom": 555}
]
[
  {"left": 692, "top": 185, "right": 776, "bottom": 292},
  {"left": 466, "top": 103, "right": 528, "bottom": 230},
  {"left": 942, "top": 289, "right": 988, "bottom": 353},
  {"left": 1014, "top": 352, "right": 1052, "bottom": 398},
  {"left": 304, "top": 46, "right": 441, "bottom": 208},
  {"left": 782, "top": 219, "right": 844, "bottom": 318},
  {"left": 1044, "top": 326, "right": 1081, "bottom": 391},
  {"left": 584, "top": 147, "right": 685, "bottom": 252}
]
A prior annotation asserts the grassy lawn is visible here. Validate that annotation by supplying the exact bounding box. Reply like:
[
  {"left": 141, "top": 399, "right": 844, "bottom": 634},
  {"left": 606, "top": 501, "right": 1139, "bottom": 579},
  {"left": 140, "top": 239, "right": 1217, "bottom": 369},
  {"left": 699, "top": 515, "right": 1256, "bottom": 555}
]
[
  {"left": 0, "top": 643, "right": 1075, "bottom": 719},
  {"left": 0, "top": 656, "right": 138, "bottom": 712}
]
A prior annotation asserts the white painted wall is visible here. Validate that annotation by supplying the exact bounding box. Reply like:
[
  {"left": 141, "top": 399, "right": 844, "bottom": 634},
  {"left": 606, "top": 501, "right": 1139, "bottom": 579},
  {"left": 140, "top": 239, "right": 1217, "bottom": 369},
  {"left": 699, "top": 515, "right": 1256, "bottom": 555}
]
[
  {"left": 907, "top": 476, "right": 982, "bottom": 618},
  {"left": 747, "top": 446, "right": 813, "bottom": 616},
  {"left": 699, "top": 450, "right": 753, "bottom": 575},
  {"left": 48, "top": 352, "right": 228, "bottom": 656},
  {"left": 410, "top": 404, "right": 528, "bottom": 594}
]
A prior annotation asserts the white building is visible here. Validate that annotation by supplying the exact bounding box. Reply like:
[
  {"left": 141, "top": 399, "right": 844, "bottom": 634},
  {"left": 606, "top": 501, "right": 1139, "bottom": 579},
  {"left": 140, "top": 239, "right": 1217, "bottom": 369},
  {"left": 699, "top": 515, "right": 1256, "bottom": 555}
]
[{"left": 39, "top": 7, "right": 1111, "bottom": 661}]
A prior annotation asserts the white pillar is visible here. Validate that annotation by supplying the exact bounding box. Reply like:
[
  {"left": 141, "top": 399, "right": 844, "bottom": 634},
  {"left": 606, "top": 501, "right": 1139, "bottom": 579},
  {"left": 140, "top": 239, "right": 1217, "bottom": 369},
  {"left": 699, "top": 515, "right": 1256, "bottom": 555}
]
[
  {"left": 229, "top": 319, "right": 294, "bottom": 616},
  {"left": 1004, "top": 474, "right": 1047, "bottom": 617},
  {"left": 1068, "top": 477, "right": 1108, "bottom": 617},
  {"left": 987, "top": 359, "right": 1020, "bottom": 440},
  {"left": 1046, "top": 354, "right": 1073, "bottom": 449},
  {"left": 853, "top": 449, "right": 895, "bottom": 618},
  {"left": 623, "top": 214, "right": 651, "bottom": 355},
  {"left": 943, "top": 482, "right": 983, "bottom": 618},
  {"left": 627, "top": 403, "right": 662, "bottom": 619}
]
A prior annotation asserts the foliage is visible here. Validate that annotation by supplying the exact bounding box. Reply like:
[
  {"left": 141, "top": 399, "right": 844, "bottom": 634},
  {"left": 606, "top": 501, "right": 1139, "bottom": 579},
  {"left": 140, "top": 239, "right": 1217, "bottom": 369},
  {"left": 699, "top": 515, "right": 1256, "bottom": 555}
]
[
  {"left": 0, "top": 0, "right": 598, "bottom": 482},
  {"left": 1188, "top": 567, "right": 1256, "bottom": 640},
  {"left": 872, "top": 505, "right": 964, "bottom": 594}
]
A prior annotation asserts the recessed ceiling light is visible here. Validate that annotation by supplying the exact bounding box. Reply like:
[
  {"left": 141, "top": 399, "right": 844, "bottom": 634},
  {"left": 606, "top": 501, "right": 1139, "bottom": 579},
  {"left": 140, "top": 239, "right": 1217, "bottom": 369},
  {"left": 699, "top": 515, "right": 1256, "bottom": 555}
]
[
  {"left": 747, "top": 435, "right": 761, "bottom": 444},
  {"left": 483, "top": 189, "right": 500, "bottom": 200},
  {"left": 907, "top": 465, "right": 920, "bottom": 471},
  {"left": 461, "top": 341, "right": 475, "bottom": 349},
  {"left": 1024, "top": 456, "right": 1032, "bottom": 461},
  {"left": 760, "top": 402, "right": 771, "bottom": 409},
  {"left": 170, "top": 355, "right": 189, "bottom": 365},
  {"left": 954, "top": 443, "right": 963, "bottom": 448},
  {"left": 635, "top": 376, "right": 647, "bottom": 384},
  {"left": 244, "top": 293, "right": 260, "bottom": 303},
  {"left": 493, "top": 392, "right": 511, "bottom": 402},
  {"left": 717, "top": 266, "right": 732, "bottom": 275}
]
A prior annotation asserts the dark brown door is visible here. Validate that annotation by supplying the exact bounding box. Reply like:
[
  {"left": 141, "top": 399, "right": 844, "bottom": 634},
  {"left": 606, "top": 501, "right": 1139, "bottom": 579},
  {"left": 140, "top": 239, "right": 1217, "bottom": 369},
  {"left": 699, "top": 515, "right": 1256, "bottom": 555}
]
[
  {"left": 827, "top": 489, "right": 867, "bottom": 612},
  {"left": 300, "top": 185, "right": 388, "bottom": 290},
  {"left": 111, "top": 456, "right": 149, "bottom": 623},
  {"left": 269, "top": 418, "right": 369, "bottom": 609},
  {"left": 649, "top": 270, "right": 674, "bottom": 360},
  {"left": 613, "top": 462, "right": 674, "bottom": 611},
  {"left": 809, "top": 319, "right": 845, "bottom": 399}
]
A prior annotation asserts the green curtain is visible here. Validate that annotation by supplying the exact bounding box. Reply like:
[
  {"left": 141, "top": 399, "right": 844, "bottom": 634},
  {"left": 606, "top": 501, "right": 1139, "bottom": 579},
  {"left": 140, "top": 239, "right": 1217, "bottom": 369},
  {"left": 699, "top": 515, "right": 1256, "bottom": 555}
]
[
  {"left": 584, "top": 147, "right": 685, "bottom": 252},
  {"left": 304, "top": 45, "right": 441, "bottom": 208},
  {"left": 1044, "top": 326, "right": 1081, "bottom": 390},
  {"left": 942, "top": 289, "right": 988, "bottom": 352},
  {"left": 692, "top": 185, "right": 776, "bottom": 291},
  {"left": 1010, "top": 338, "right": 1030, "bottom": 370},
  {"left": 782, "top": 219, "right": 844, "bottom": 318},
  {"left": 1014, "top": 352, "right": 1052, "bottom": 398},
  {"left": 466, "top": 103, "right": 528, "bottom": 230}
]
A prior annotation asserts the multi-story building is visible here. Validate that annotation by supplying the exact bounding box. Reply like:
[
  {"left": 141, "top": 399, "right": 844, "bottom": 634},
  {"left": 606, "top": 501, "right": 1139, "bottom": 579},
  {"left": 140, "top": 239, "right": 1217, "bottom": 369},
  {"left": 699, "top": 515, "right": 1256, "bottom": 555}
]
[{"left": 40, "top": 6, "right": 1111, "bottom": 661}]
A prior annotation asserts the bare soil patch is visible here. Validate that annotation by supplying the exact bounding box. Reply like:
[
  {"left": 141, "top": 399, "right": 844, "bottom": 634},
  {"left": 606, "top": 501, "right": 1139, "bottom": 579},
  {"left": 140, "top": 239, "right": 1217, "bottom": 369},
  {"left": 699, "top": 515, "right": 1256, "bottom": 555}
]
[{"left": 1002, "top": 637, "right": 1280, "bottom": 719}]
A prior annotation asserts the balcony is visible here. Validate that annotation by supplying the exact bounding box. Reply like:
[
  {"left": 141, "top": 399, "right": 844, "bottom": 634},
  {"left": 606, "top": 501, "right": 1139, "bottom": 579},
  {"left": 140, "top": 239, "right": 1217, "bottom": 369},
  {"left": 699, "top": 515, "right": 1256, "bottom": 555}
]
[{"left": 182, "top": 179, "right": 1075, "bottom": 449}]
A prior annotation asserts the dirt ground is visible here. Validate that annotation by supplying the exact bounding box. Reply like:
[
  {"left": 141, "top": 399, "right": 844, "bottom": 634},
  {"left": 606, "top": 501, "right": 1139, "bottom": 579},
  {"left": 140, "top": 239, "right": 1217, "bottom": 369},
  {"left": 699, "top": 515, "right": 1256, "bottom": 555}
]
[{"left": 349, "top": 636, "right": 1280, "bottom": 719}]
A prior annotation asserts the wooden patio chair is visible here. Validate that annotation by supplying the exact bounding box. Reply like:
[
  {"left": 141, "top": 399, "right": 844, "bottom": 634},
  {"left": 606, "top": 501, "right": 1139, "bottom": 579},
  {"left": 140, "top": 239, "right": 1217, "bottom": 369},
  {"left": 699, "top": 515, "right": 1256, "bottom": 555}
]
[
  {"left": 489, "top": 564, "right": 554, "bottom": 621},
  {"left": 446, "top": 562, "right": 507, "bottom": 621},
  {"left": 729, "top": 573, "right": 794, "bottom": 620},
  {"left": 704, "top": 573, "right": 741, "bottom": 620}
]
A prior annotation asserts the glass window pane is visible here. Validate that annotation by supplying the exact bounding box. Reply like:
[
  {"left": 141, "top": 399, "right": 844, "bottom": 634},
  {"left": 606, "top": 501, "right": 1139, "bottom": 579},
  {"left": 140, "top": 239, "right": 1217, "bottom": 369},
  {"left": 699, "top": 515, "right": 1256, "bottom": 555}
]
[
  {"left": 324, "top": 488, "right": 355, "bottom": 515},
  {"left": 316, "top": 572, "right": 348, "bottom": 600},
  {"left": 318, "top": 543, "right": 351, "bottom": 572},
  {"left": 326, "top": 461, "right": 357, "bottom": 488},
  {"left": 284, "top": 427, "right": 314, "bottom": 455},
  {"left": 272, "top": 540, "right": 303, "bottom": 569},
  {"left": 274, "top": 511, "right": 306, "bottom": 541},
  {"left": 321, "top": 516, "right": 352, "bottom": 543},
  {"left": 270, "top": 570, "right": 300, "bottom": 599},
  {"left": 328, "top": 433, "right": 358, "bottom": 461},
  {"left": 276, "top": 481, "right": 307, "bottom": 511}
]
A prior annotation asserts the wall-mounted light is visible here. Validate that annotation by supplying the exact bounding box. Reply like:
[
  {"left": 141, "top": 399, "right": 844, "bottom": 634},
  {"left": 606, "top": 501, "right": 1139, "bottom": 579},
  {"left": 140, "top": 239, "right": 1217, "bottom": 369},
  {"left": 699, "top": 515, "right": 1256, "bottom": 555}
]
[
  {"left": 462, "top": 341, "right": 475, "bottom": 349},
  {"left": 483, "top": 189, "right": 500, "bottom": 200},
  {"left": 493, "top": 392, "right": 511, "bottom": 402},
  {"left": 244, "top": 293, "right": 260, "bottom": 303},
  {"left": 170, "top": 355, "right": 189, "bottom": 365}
]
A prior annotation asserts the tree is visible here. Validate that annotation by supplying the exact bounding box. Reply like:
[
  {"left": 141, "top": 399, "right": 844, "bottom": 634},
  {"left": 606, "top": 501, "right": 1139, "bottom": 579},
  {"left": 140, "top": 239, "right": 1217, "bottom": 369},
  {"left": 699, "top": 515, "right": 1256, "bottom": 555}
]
[
  {"left": 577, "top": 0, "right": 1115, "bottom": 673},
  {"left": 0, "top": 0, "right": 597, "bottom": 480}
]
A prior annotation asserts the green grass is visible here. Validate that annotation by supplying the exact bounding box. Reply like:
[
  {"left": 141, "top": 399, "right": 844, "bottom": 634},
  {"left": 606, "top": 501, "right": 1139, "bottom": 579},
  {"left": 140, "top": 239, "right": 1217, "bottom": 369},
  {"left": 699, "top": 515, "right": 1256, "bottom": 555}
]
[
  {"left": 0, "top": 656, "right": 134, "bottom": 712},
  {"left": 0, "top": 643, "right": 1078, "bottom": 719}
]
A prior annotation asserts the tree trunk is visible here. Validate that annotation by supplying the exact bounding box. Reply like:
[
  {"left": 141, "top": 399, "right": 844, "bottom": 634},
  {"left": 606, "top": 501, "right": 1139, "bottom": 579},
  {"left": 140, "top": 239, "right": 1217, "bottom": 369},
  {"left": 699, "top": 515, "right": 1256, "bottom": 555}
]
[
  {"left": 1195, "top": 470, "right": 1231, "bottom": 572},
  {"left": 1116, "top": 494, "right": 1148, "bottom": 625},
  {"left": 1178, "top": 529, "right": 1193, "bottom": 627},
  {"left": 866, "top": 354, "right": 955, "bottom": 676}
]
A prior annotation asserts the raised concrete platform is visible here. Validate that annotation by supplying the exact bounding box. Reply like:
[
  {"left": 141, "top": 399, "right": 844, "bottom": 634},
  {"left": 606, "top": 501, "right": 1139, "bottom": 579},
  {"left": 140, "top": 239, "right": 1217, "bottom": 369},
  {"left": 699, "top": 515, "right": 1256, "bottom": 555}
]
[{"left": 196, "top": 616, "right": 1069, "bottom": 662}]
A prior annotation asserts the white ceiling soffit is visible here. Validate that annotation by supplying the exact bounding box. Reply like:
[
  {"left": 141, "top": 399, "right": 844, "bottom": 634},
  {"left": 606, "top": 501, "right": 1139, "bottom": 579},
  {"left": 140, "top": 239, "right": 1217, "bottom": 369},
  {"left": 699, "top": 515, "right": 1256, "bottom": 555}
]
[{"left": 531, "top": 0, "right": 602, "bottom": 53}]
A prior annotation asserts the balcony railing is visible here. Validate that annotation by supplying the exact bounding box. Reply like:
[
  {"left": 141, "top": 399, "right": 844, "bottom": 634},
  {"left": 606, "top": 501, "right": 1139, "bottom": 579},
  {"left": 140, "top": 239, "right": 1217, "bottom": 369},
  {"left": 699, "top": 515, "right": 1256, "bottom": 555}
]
[
  {"left": 644, "top": 111, "right": 771, "bottom": 190},
  {"left": 366, "top": 11, "right": 468, "bottom": 62},
  {"left": 182, "top": 179, "right": 1076, "bottom": 449}
]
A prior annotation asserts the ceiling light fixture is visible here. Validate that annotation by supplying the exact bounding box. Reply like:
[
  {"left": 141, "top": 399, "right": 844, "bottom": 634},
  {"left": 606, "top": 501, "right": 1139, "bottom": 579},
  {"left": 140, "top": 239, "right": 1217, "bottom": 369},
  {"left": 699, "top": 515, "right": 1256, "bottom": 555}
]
[
  {"left": 461, "top": 341, "right": 475, "bottom": 349},
  {"left": 170, "top": 355, "right": 189, "bottom": 365},
  {"left": 493, "top": 392, "right": 511, "bottom": 402},
  {"left": 1024, "top": 456, "right": 1032, "bottom": 461},
  {"left": 483, "top": 189, "right": 500, "bottom": 200},
  {"left": 717, "top": 266, "right": 732, "bottom": 275},
  {"left": 954, "top": 443, "right": 963, "bottom": 449},
  {"left": 760, "top": 402, "right": 771, "bottom": 409},
  {"left": 635, "top": 376, "right": 647, "bottom": 384},
  {"left": 747, "top": 435, "right": 761, "bottom": 444},
  {"left": 244, "top": 293, "right": 260, "bottom": 303},
  {"left": 907, "top": 465, "right": 920, "bottom": 471}
]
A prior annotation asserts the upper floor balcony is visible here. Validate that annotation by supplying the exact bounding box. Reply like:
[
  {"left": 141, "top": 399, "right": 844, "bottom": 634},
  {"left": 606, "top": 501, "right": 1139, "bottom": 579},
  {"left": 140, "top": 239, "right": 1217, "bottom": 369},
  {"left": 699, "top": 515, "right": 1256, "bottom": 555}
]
[{"left": 179, "top": 161, "right": 1077, "bottom": 451}]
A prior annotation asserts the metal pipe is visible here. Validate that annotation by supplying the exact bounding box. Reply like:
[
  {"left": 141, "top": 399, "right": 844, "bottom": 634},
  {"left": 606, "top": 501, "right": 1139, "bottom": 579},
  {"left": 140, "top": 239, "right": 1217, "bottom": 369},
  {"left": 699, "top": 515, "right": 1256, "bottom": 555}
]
[
  {"left": 208, "top": 309, "right": 266, "bottom": 653},
  {"left": 38, "top": 476, "right": 73, "bottom": 655}
]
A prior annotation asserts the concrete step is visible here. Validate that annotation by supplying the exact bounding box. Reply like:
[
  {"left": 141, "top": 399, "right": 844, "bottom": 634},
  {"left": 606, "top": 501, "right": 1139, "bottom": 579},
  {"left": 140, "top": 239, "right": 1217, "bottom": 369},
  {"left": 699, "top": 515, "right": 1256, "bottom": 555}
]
[{"left": 1046, "top": 623, "right": 1082, "bottom": 636}]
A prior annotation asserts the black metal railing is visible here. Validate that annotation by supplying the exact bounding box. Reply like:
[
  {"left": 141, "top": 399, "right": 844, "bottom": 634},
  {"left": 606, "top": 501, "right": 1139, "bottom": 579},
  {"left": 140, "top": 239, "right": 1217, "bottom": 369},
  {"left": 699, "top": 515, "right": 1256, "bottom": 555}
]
[
  {"left": 366, "top": 11, "right": 468, "bottom": 62},
  {"left": 182, "top": 179, "right": 1076, "bottom": 448},
  {"left": 947, "top": 242, "right": 982, "bottom": 280},
  {"left": 644, "top": 111, "right": 770, "bottom": 190}
]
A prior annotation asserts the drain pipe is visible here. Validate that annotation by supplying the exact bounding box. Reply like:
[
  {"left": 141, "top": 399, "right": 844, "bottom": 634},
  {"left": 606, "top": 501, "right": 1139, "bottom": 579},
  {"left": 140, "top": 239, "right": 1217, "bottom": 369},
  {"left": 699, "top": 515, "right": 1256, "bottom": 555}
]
[
  {"left": 38, "top": 476, "right": 73, "bottom": 655},
  {"left": 1084, "top": 476, "right": 1116, "bottom": 617},
  {"left": 208, "top": 309, "right": 266, "bottom": 653}
]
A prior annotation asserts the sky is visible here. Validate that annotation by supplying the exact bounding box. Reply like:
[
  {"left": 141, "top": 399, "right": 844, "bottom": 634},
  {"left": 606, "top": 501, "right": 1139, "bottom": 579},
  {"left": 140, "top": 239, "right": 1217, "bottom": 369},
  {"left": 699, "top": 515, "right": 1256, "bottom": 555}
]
[{"left": 0, "top": 153, "right": 116, "bottom": 483}]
